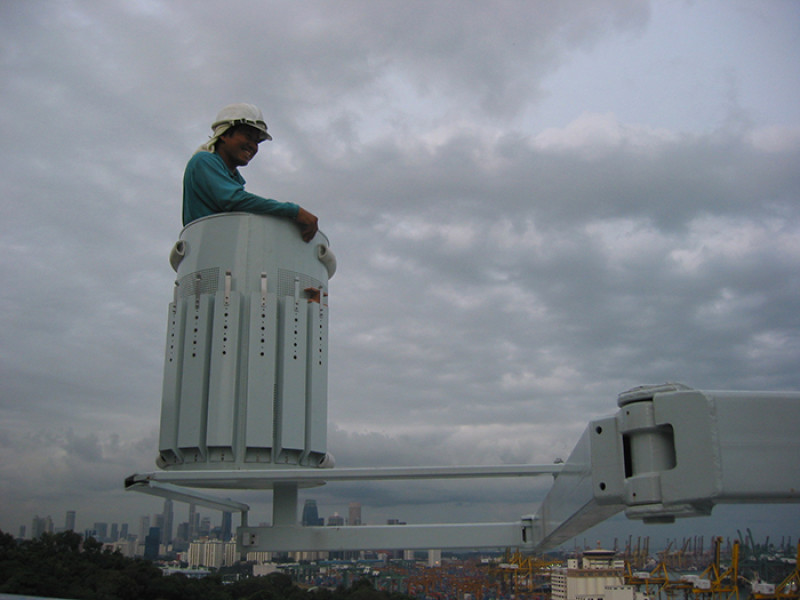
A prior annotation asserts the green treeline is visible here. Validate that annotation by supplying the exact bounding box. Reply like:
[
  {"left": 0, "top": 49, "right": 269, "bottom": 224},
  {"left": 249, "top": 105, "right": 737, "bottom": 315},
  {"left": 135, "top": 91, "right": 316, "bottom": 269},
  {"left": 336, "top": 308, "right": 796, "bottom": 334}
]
[{"left": 0, "top": 530, "right": 413, "bottom": 600}]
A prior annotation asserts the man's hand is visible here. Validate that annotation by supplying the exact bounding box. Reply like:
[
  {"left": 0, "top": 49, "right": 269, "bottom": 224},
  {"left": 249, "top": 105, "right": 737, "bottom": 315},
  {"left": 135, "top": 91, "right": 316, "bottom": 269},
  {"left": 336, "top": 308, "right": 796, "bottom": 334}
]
[{"left": 295, "top": 206, "right": 319, "bottom": 242}]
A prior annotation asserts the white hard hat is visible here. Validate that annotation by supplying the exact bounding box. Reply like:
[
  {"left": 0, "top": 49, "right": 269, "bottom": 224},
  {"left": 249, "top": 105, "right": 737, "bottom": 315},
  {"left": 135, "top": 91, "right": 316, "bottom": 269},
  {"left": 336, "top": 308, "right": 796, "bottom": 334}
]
[{"left": 211, "top": 103, "right": 272, "bottom": 141}]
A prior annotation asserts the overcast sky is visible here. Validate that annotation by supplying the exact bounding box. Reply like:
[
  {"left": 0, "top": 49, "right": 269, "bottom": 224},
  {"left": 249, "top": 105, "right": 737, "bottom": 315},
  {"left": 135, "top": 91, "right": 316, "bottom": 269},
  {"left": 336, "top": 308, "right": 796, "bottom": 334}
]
[{"left": 2, "top": 0, "right": 799, "bottom": 549}]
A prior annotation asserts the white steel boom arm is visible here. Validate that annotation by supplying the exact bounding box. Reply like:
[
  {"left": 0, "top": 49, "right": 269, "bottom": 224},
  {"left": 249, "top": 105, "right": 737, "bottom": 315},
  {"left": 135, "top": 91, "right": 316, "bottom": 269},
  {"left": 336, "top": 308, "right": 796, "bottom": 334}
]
[
  {"left": 528, "top": 384, "right": 800, "bottom": 549},
  {"left": 126, "top": 383, "right": 800, "bottom": 553}
]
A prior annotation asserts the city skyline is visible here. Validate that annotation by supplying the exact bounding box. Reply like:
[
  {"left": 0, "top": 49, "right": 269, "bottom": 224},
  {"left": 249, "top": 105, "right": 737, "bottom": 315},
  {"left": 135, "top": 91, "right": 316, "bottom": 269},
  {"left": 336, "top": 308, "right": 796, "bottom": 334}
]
[
  {"left": 12, "top": 500, "right": 370, "bottom": 544},
  {"left": 14, "top": 508, "right": 800, "bottom": 567},
  {"left": 11, "top": 499, "right": 798, "bottom": 558}
]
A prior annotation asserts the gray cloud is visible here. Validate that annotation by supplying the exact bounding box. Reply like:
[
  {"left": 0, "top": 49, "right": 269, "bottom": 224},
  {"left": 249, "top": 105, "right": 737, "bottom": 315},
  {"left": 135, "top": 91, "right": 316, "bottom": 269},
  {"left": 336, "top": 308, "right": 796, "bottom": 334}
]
[{"left": 1, "top": 0, "right": 798, "bottom": 543}]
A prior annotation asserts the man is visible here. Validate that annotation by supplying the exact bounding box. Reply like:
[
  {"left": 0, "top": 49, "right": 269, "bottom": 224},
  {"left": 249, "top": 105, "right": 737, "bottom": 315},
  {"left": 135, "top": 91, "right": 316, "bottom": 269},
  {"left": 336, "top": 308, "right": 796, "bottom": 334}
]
[{"left": 183, "top": 103, "right": 319, "bottom": 242}]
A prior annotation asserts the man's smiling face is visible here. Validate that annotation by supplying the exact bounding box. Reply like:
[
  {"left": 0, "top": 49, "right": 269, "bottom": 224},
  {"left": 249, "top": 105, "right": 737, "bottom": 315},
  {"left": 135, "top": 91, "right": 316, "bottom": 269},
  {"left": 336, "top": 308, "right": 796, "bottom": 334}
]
[{"left": 216, "top": 125, "right": 263, "bottom": 171}]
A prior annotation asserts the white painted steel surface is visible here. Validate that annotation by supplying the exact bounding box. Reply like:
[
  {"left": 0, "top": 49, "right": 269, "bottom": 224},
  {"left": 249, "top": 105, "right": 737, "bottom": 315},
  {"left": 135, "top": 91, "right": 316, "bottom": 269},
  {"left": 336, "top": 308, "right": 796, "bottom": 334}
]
[
  {"left": 132, "top": 214, "right": 800, "bottom": 552},
  {"left": 157, "top": 213, "right": 333, "bottom": 471},
  {"left": 238, "top": 522, "right": 528, "bottom": 552},
  {"left": 126, "top": 463, "right": 563, "bottom": 489},
  {"left": 131, "top": 385, "right": 800, "bottom": 552},
  {"left": 125, "top": 479, "right": 250, "bottom": 516},
  {"left": 528, "top": 385, "right": 800, "bottom": 549}
]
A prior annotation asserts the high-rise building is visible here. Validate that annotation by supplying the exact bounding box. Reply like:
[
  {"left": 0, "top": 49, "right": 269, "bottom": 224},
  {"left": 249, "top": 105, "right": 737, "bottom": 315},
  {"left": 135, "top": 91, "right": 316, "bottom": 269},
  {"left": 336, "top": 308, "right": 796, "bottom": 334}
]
[
  {"left": 110, "top": 523, "right": 119, "bottom": 542},
  {"left": 65, "top": 510, "right": 76, "bottom": 532},
  {"left": 153, "top": 513, "right": 165, "bottom": 543},
  {"left": 31, "top": 516, "right": 52, "bottom": 539},
  {"left": 120, "top": 523, "right": 129, "bottom": 540},
  {"left": 220, "top": 511, "right": 232, "bottom": 541},
  {"left": 326, "top": 513, "right": 345, "bottom": 526},
  {"left": 138, "top": 516, "right": 150, "bottom": 542},
  {"left": 348, "top": 502, "right": 362, "bottom": 526},
  {"left": 93, "top": 522, "right": 108, "bottom": 541},
  {"left": 162, "top": 499, "right": 174, "bottom": 545},
  {"left": 204, "top": 539, "right": 226, "bottom": 569},
  {"left": 550, "top": 548, "right": 639, "bottom": 600},
  {"left": 199, "top": 516, "right": 211, "bottom": 538},
  {"left": 176, "top": 522, "right": 189, "bottom": 542},
  {"left": 188, "top": 539, "right": 238, "bottom": 569},
  {"left": 144, "top": 527, "right": 161, "bottom": 560},
  {"left": 302, "top": 500, "right": 323, "bottom": 526},
  {"left": 188, "top": 504, "right": 197, "bottom": 540}
]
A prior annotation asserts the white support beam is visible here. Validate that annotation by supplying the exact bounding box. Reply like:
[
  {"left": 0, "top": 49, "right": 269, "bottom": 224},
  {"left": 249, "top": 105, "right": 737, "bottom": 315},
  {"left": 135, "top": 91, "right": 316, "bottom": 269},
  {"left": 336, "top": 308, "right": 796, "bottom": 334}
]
[
  {"left": 125, "top": 479, "right": 250, "bottom": 518},
  {"left": 238, "top": 521, "right": 530, "bottom": 552},
  {"left": 125, "top": 463, "right": 562, "bottom": 490}
]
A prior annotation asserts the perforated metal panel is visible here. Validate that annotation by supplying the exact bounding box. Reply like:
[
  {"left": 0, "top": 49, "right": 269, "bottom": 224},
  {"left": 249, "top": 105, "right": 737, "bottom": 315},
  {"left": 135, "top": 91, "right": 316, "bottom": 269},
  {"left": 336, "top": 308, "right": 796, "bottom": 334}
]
[{"left": 157, "top": 213, "right": 332, "bottom": 471}]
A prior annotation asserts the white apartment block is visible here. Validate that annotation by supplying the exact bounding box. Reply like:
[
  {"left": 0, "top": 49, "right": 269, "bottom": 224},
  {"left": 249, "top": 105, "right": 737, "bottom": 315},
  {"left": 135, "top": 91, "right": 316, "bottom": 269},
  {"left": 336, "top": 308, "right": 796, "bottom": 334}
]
[
  {"left": 187, "top": 539, "right": 238, "bottom": 569},
  {"left": 551, "top": 549, "right": 644, "bottom": 600}
]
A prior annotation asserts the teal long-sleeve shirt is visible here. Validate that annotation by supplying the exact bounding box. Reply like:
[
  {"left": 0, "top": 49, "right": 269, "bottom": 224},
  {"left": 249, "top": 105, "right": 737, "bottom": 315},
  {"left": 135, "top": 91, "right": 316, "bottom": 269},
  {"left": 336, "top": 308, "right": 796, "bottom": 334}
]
[{"left": 182, "top": 151, "right": 300, "bottom": 226}]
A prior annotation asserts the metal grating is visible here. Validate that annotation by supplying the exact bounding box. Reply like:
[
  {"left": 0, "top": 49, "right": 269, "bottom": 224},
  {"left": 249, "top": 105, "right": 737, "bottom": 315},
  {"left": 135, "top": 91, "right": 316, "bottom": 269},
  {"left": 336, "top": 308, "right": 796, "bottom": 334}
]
[{"left": 177, "top": 267, "right": 220, "bottom": 298}]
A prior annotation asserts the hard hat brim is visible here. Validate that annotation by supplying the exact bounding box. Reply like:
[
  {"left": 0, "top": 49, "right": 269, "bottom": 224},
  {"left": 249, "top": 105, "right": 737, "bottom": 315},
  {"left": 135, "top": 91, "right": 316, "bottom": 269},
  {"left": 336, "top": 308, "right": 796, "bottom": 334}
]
[{"left": 211, "top": 118, "right": 272, "bottom": 142}]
